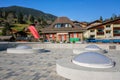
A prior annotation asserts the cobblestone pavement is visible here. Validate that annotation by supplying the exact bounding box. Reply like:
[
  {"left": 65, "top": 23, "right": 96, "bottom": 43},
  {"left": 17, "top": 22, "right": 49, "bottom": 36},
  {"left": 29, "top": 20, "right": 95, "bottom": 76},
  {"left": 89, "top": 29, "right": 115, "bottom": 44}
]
[{"left": 0, "top": 49, "right": 74, "bottom": 80}]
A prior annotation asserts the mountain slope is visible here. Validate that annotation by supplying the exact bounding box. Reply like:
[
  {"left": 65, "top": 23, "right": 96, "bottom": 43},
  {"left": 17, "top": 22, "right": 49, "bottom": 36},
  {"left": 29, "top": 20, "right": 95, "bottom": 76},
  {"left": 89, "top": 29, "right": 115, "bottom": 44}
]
[{"left": 0, "top": 5, "right": 57, "bottom": 20}]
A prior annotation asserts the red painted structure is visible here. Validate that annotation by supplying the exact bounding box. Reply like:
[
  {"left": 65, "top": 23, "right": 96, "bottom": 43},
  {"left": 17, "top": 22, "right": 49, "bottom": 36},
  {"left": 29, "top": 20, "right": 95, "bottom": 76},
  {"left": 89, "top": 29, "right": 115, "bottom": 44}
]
[{"left": 28, "top": 26, "right": 40, "bottom": 39}]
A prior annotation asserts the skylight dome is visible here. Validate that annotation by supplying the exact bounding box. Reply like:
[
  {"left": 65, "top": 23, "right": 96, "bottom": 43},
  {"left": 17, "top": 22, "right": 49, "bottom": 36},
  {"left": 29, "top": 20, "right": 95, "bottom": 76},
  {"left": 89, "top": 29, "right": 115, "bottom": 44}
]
[
  {"left": 85, "top": 45, "right": 101, "bottom": 51},
  {"left": 72, "top": 52, "right": 114, "bottom": 68},
  {"left": 16, "top": 45, "right": 32, "bottom": 49}
]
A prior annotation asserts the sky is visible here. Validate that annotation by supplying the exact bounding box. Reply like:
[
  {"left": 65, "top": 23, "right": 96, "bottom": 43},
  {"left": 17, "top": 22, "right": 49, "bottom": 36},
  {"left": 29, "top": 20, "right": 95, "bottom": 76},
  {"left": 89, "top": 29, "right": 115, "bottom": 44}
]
[{"left": 0, "top": 0, "right": 120, "bottom": 22}]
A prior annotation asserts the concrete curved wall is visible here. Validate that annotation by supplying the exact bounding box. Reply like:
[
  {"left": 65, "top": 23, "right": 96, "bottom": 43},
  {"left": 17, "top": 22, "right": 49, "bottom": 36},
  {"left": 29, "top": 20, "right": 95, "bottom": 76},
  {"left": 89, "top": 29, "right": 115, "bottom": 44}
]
[
  {"left": 56, "top": 58, "right": 120, "bottom": 80},
  {"left": 7, "top": 48, "right": 40, "bottom": 54}
]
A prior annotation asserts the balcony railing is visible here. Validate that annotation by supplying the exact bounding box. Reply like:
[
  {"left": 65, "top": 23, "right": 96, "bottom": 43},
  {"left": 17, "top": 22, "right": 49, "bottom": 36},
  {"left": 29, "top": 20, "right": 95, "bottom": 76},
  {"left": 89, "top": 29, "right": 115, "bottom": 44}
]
[
  {"left": 89, "top": 32, "right": 95, "bottom": 35},
  {"left": 105, "top": 34, "right": 112, "bottom": 38},
  {"left": 105, "top": 27, "right": 112, "bottom": 30},
  {"left": 97, "top": 32, "right": 104, "bottom": 35},
  {"left": 114, "top": 34, "right": 120, "bottom": 36}
]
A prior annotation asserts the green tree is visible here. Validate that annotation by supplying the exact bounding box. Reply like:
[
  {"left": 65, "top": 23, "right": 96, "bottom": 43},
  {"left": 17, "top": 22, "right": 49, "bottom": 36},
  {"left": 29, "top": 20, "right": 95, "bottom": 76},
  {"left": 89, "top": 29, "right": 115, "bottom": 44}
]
[
  {"left": 99, "top": 16, "right": 103, "bottom": 22},
  {"left": 2, "top": 22, "right": 11, "bottom": 35},
  {"left": 2, "top": 11, "right": 8, "bottom": 19},
  {"left": 40, "top": 18, "right": 48, "bottom": 27},
  {"left": 30, "top": 15, "right": 35, "bottom": 23},
  {"left": 112, "top": 14, "right": 117, "bottom": 20},
  {"left": 110, "top": 17, "right": 113, "bottom": 20},
  {"left": 37, "top": 18, "right": 42, "bottom": 23},
  {"left": 0, "top": 10, "right": 2, "bottom": 18},
  {"left": 17, "top": 12, "right": 23, "bottom": 24}
]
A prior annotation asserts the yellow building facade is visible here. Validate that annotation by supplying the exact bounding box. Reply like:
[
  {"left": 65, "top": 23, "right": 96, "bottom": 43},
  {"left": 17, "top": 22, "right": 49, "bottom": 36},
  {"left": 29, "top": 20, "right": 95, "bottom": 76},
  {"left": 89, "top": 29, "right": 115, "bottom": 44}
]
[{"left": 84, "top": 18, "right": 120, "bottom": 39}]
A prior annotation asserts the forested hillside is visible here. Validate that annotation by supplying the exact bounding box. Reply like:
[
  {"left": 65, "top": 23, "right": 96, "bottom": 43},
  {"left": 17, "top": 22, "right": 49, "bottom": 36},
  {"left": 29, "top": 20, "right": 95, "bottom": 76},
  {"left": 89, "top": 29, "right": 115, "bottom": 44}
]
[{"left": 0, "top": 6, "right": 57, "bottom": 35}]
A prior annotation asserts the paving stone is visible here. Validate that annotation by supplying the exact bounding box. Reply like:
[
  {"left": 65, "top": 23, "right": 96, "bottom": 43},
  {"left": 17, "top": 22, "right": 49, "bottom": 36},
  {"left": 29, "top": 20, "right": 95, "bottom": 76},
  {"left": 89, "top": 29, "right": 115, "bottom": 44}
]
[{"left": 0, "top": 49, "right": 74, "bottom": 80}]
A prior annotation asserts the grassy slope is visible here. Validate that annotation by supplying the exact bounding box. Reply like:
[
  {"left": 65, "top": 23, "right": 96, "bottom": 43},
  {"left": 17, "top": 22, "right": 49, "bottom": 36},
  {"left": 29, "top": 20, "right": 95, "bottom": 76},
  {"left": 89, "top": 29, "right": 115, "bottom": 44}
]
[{"left": 11, "top": 24, "right": 29, "bottom": 31}]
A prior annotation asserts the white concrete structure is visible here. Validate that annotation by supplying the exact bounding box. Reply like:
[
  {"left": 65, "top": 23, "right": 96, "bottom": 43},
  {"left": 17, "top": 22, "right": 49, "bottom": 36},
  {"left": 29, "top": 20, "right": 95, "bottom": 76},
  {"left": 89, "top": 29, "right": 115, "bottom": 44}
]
[
  {"left": 7, "top": 45, "right": 41, "bottom": 54},
  {"left": 56, "top": 51, "right": 120, "bottom": 80}
]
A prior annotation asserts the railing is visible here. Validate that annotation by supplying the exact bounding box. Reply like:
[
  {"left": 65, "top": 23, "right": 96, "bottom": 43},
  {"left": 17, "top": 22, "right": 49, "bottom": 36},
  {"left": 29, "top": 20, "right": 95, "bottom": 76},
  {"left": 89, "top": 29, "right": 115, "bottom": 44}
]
[
  {"left": 105, "top": 27, "right": 112, "bottom": 30},
  {"left": 105, "top": 34, "right": 112, "bottom": 38},
  {"left": 114, "top": 34, "right": 120, "bottom": 36},
  {"left": 89, "top": 32, "right": 95, "bottom": 35},
  {"left": 97, "top": 32, "right": 104, "bottom": 35}
]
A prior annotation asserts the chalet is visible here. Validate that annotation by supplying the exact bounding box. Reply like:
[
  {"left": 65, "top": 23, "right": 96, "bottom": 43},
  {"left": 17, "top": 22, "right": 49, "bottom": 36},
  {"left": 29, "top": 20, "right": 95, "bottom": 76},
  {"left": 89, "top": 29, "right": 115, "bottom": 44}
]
[
  {"left": 84, "top": 18, "right": 120, "bottom": 39},
  {"left": 41, "top": 17, "right": 86, "bottom": 42}
]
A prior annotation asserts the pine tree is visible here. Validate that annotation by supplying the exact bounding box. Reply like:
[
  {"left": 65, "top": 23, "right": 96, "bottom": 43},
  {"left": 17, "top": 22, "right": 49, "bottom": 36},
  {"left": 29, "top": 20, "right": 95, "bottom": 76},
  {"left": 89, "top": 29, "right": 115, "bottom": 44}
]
[
  {"left": 0, "top": 10, "right": 2, "bottom": 18},
  {"left": 2, "top": 22, "right": 10, "bottom": 35},
  {"left": 17, "top": 12, "right": 23, "bottom": 24},
  {"left": 112, "top": 14, "right": 117, "bottom": 20},
  {"left": 30, "top": 15, "right": 35, "bottom": 23},
  {"left": 99, "top": 16, "right": 103, "bottom": 22},
  {"left": 2, "top": 11, "right": 6, "bottom": 19}
]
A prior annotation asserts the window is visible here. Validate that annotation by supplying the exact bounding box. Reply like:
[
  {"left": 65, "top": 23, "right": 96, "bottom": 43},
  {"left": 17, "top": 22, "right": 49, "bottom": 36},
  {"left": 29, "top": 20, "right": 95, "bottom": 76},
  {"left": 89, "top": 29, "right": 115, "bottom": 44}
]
[
  {"left": 54, "top": 23, "right": 61, "bottom": 28},
  {"left": 106, "top": 31, "right": 111, "bottom": 34},
  {"left": 97, "top": 29, "right": 103, "bottom": 32},
  {"left": 57, "top": 24, "right": 61, "bottom": 28},
  {"left": 90, "top": 30, "right": 94, "bottom": 32},
  {"left": 69, "top": 24, "right": 72, "bottom": 27},
  {"left": 65, "top": 23, "right": 72, "bottom": 28},
  {"left": 55, "top": 25, "right": 57, "bottom": 28},
  {"left": 65, "top": 24, "right": 69, "bottom": 27},
  {"left": 90, "top": 35, "right": 95, "bottom": 38},
  {"left": 61, "top": 24, "right": 65, "bottom": 27},
  {"left": 97, "top": 29, "right": 104, "bottom": 35},
  {"left": 114, "top": 30, "right": 120, "bottom": 34},
  {"left": 74, "top": 33, "right": 77, "bottom": 38},
  {"left": 54, "top": 23, "right": 72, "bottom": 28},
  {"left": 106, "top": 25, "right": 111, "bottom": 28}
]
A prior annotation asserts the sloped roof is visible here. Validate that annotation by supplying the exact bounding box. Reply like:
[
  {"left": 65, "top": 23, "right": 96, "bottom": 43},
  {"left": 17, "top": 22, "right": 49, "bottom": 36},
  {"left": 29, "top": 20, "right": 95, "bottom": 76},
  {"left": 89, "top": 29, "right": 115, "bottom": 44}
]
[
  {"left": 41, "top": 17, "right": 86, "bottom": 33},
  {"left": 41, "top": 27, "right": 86, "bottom": 33},
  {"left": 87, "top": 18, "right": 120, "bottom": 29},
  {"left": 87, "top": 20, "right": 102, "bottom": 26},
  {"left": 49, "top": 17, "right": 76, "bottom": 28}
]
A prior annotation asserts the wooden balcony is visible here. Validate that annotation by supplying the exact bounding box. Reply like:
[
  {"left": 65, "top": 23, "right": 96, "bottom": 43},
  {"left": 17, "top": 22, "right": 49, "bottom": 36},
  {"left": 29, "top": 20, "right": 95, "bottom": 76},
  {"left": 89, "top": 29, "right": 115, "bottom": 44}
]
[
  {"left": 97, "top": 32, "right": 104, "bottom": 35},
  {"left": 114, "top": 34, "right": 120, "bottom": 36},
  {"left": 113, "top": 27, "right": 120, "bottom": 30}
]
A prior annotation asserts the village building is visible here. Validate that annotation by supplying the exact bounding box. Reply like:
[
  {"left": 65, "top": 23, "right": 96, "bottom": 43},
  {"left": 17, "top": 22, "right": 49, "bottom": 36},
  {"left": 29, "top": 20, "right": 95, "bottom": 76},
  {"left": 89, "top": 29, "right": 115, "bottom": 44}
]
[
  {"left": 41, "top": 17, "right": 86, "bottom": 42},
  {"left": 84, "top": 18, "right": 120, "bottom": 39}
]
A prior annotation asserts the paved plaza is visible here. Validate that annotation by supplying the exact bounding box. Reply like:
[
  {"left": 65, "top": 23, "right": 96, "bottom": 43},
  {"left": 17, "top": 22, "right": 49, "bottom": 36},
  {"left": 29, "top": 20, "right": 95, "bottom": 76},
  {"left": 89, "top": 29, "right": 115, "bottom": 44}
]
[
  {"left": 0, "top": 49, "right": 74, "bottom": 80},
  {"left": 0, "top": 48, "right": 120, "bottom": 80}
]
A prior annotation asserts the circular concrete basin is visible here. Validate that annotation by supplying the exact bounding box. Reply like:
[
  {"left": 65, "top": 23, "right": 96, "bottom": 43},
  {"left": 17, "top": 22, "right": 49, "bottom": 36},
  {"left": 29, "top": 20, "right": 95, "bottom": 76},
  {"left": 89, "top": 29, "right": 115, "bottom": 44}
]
[{"left": 56, "top": 52, "right": 119, "bottom": 80}]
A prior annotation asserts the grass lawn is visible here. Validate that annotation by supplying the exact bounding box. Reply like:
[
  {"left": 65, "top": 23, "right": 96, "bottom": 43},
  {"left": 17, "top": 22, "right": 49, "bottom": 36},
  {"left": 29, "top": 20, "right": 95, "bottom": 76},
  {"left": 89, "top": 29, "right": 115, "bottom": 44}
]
[{"left": 11, "top": 24, "right": 29, "bottom": 31}]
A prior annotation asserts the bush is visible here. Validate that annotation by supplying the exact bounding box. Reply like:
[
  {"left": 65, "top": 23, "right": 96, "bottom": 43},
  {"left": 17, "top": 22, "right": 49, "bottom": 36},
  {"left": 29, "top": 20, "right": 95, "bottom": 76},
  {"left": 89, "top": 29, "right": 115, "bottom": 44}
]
[
  {"left": 73, "top": 41, "right": 75, "bottom": 43},
  {"left": 56, "top": 40, "right": 60, "bottom": 43},
  {"left": 63, "top": 40, "right": 66, "bottom": 43}
]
